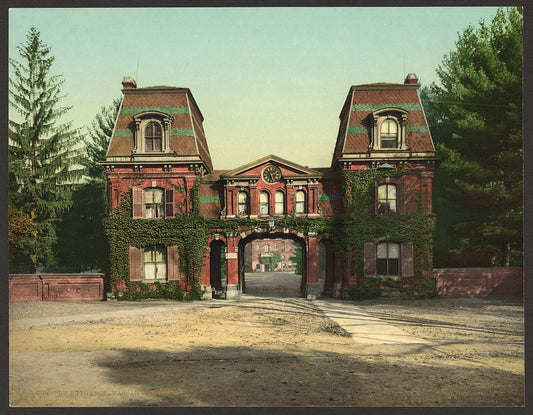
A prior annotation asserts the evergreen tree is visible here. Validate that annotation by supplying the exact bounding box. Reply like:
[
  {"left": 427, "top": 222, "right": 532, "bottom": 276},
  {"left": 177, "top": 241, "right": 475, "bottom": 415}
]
[
  {"left": 55, "top": 98, "right": 121, "bottom": 271},
  {"left": 427, "top": 8, "right": 522, "bottom": 267},
  {"left": 9, "top": 26, "right": 83, "bottom": 272}
]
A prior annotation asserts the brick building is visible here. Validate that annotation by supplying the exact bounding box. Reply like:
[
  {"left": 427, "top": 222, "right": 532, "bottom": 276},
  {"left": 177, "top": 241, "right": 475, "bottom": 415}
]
[
  {"left": 245, "top": 238, "right": 298, "bottom": 273},
  {"left": 103, "top": 74, "right": 437, "bottom": 299}
]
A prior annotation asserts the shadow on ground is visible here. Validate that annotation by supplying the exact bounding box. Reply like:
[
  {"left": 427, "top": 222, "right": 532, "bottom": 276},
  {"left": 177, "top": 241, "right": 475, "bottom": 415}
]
[{"left": 95, "top": 345, "right": 524, "bottom": 407}]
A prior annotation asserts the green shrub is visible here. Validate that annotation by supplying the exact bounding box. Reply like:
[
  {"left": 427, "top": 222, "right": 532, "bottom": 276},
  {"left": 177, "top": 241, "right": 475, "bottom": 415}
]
[
  {"left": 403, "top": 278, "right": 436, "bottom": 299},
  {"left": 345, "top": 280, "right": 383, "bottom": 300}
]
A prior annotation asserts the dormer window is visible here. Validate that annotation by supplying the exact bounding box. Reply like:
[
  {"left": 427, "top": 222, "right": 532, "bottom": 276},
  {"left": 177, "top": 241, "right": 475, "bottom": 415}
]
[
  {"left": 380, "top": 119, "right": 398, "bottom": 148},
  {"left": 145, "top": 121, "right": 162, "bottom": 152},
  {"left": 369, "top": 108, "right": 408, "bottom": 150},
  {"left": 132, "top": 111, "right": 173, "bottom": 154}
]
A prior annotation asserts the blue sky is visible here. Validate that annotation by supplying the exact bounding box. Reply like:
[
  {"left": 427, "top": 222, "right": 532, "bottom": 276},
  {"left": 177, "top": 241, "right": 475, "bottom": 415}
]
[{"left": 9, "top": 7, "right": 500, "bottom": 169}]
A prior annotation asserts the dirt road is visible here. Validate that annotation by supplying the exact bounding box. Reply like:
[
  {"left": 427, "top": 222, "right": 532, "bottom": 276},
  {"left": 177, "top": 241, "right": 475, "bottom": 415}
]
[{"left": 9, "top": 296, "right": 524, "bottom": 407}]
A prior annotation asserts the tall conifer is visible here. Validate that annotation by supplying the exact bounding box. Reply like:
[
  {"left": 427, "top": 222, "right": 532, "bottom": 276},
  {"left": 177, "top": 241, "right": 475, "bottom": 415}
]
[
  {"left": 428, "top": 8, "right": 522, "bottom": 266},
  {"left": 9, "top": 26, "right": 83, "bottom": 272}
]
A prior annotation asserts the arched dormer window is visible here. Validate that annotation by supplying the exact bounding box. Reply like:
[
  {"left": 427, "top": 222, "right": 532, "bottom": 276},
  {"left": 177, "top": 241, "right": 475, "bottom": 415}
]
[
  {"left": 237, "top": 191, "right": 249, "bottom": 215},
  {"left": 145, "top": 121, "right": 162, "bottom": 152},
  {"left": 274, "top": 190, "right": 285, "bottom": 215},
  {"left": 132, "top": 111, "right": 174, "bottom": 154},
  {"left": 369, "top": 108, "right": 408, "bottom": 150},
  {"left": 259, "top": 191, "right": 270, "bottom": 215},
  {"left": 380, "top": 119, "right": 398, "bottom": 148}
]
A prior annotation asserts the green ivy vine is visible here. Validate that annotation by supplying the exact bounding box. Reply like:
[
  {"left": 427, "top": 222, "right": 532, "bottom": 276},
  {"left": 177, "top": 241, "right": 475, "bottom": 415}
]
[{"left": 104, "top": 167, "right": 436, "bottom": 300}]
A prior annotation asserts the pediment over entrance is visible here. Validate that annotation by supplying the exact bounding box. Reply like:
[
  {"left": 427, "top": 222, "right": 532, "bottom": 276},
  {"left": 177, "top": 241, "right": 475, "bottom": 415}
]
[{"left": 220, "top": 154, "right": 322, "bottom": 182}]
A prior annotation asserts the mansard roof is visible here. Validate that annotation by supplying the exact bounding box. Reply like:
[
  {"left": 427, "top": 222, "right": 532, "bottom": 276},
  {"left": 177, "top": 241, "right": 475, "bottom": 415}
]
[
  {"left": 105, "top": 83, "right": 213, "bottom": 172},
  {"left": 331, "top": 79, "right": 436, "bottom": 167}
]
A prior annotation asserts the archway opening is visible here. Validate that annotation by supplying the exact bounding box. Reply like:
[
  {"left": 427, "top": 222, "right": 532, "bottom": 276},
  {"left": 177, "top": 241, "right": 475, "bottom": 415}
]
[
  {"left": 210, "top": 239, "right": 226, "bottom": 293},
  {"left": 238, "top": 232, "right": 305, "bottom": 298}
]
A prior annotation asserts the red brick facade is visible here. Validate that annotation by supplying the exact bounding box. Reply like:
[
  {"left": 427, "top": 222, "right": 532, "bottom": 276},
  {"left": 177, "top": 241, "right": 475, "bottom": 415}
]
[{"left": 102, "top": 74, "right": 438, "bottom": 299}]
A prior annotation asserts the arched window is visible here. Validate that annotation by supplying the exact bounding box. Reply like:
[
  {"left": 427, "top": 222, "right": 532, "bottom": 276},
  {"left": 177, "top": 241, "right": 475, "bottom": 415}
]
[
  {"left": 144, "top": 188, "right": 164, "bottom": 218},
  {"left": 274, "top": 191, "right": 285, "bottom": 214},
  {"left": 145, "top": 121, "right": 162, "bottom": 152},
  {"left": 259, "top": 191, "right": 270, "bottom": 215},
  {"left": 377, "top": 242, "right": 399, "bottom": 276},
  {"left": 377, "top": 184, "right": 397, "bottom": 215},
  {"left": 237, "top": 191, "right": 249, "bottom": 215},
  {"left": 380, "top": 119, "right": 398, "bottom": 148},
  {"left": 264, "top": 244, "right": 270, "bottom": 253},
  {"left": 295, "top": 190, "right": 306, "bottom": 214},
  {"left": 143, "top": 245, "right": 167, "bottom": 280}
]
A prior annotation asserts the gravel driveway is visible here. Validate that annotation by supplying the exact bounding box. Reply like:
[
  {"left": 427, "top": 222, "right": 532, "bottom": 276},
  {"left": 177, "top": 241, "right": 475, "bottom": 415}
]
[{"left": 9, "top": 296, "right": 524, "bottom": 407}]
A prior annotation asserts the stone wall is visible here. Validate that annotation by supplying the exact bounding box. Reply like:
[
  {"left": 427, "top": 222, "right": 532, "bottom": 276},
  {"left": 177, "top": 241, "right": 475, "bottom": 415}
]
[
  {"left": 434, "top": 268, "right": 523, "bottom": 297},
  {"left": 9, "top": 274, "right": 106, "bottom": 302}
]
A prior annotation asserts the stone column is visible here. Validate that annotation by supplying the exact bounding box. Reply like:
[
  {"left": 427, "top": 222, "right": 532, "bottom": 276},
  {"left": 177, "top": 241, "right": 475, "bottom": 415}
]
[{"left": 225, "top": 235, "right": 240, "bottom": 299}]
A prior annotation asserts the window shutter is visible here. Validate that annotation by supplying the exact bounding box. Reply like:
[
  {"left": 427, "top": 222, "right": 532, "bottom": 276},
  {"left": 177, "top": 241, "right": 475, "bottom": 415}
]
[
  {"left": 167, "top": 245, "right": 180, "bottom": 281},
  {"left": 165, "top": 189, "right": 174, "bottom": 218},
  {"left": 401, "top": 242, "right": 414, "bottom": 277},
  {"left": 364, "top": 242, "right": 377, "bottom": 277},
  {"left": 397, "top": 182, "right": 406, "bottom": 215},
  {"left": 132, "top": 187, "right": 144, "bottom": 218},
  {"left": 129, "top": 246, "right": 143, "bottom": 281}
]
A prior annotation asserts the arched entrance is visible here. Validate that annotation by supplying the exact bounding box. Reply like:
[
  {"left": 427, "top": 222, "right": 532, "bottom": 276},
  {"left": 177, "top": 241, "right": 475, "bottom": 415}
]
[
  {"left": 319, "top": 238, "right": 335, "bottom": 297},
  {"left": 209, "top": 239, "right": 226, "bottom": 294},
  {"left": 238, "top": 232, "right": 306, "bottom": 298}
]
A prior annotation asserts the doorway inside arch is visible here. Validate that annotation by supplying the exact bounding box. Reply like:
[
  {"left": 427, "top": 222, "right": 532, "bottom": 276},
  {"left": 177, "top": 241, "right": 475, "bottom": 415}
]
[
  {"left": 210, "top": 239, "right": 226, "bottom": 294},
  {"left": 238, "top": 233, "right": 305, "bottom": 298}
]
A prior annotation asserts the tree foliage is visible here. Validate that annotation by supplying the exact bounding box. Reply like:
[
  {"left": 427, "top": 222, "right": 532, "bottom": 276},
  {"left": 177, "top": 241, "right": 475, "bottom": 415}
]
[
  {"left": 425, "top": 8, "right": 522, "bottom": 266},
  {"left": 9, "top": 26, "right": 83, "bottom": 272},
  {"left": 55, "top": 98, "right": 121, "bottom": 271}
]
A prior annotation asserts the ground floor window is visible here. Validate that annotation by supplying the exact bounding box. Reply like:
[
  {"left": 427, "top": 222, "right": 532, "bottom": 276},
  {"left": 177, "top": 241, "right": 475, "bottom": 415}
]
[
  {"left": 144, "top": 245, "right": 167, "bottom": 280},
  {"left": 376, "top": 242, "right": 399, "bottom": 276}
]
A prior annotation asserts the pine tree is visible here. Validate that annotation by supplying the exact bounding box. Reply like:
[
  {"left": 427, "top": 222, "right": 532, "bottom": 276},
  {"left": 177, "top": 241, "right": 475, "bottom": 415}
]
[
  {"left": 9, "top": 26, "right": 83, "bottom": 272},
  {"left": 428, "top": 8, "right": 522, "bottom": 266},
  {"left": 55, "top": 98, "right": 121, "bottom": 271}
]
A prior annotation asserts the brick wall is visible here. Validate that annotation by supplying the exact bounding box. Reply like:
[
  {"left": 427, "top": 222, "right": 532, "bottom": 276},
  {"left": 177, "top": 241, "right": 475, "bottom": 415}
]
[
  {"left": 9, "top": 274, "right": 106, "bottom": 302},
  {"left": 434, "top": 268, "right": 523, "bottom": 297}
]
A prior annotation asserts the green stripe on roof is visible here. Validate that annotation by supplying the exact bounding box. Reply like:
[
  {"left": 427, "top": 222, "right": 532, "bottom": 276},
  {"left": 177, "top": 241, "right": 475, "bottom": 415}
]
[
  {"left": 351, "top": 103, "right": 421, "bottom": 112},
  {"left": 406, "top": 125, "right": 429, "bottom": 132},
  {"left": 113, "top": 130, "right": 134, "bottom": 137},
  {"left": 121, "top": 106, "right": 189, "bottom": 115},
  {"left": 347, "top": 126, "right": 367, "bottom": 134},
  {"left": 319, "top": 194, "right": 343, "bottom": 202},
  {"left": 171, "top": 129, "right": 194, "bottom": 136},
  {"left": 198, "top": 195, "right": 220, "bottom": 203}
]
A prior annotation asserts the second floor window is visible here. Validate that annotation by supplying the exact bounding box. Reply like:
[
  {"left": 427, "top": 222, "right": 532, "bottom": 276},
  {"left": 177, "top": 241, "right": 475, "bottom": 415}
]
[
  {"left": 274, "top": 191, "right": 285, "bottom": 214},
  {"left": 377, "top": 184, "right": 397, "bottom": 215},
  {"left": 238, "top": 191, "right": 249, "bottom": 215},
  {"left": 145, "top": 188, "right": 164, "bottom": 218},
  {"left": 259, "top": 191, "right": 269, "bottom": 215},
  {"left": 295, "top": 190, "right": 306, "bottom": 214},
  {"left": 145, "top": 121, "right": 162, "bottom": 152}
]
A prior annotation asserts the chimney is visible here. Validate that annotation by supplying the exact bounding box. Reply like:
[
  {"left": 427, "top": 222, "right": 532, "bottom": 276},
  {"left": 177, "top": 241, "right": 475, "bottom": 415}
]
[
  {"left": 404, "top": 73, "right": 418, "bottom": 85},
  {"left": 122, "top": 76, "right": 137, "bottom": 89}
]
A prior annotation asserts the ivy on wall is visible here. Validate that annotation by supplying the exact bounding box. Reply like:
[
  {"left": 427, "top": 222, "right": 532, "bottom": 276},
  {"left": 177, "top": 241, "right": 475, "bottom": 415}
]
[
  {"left": 104, "top": 167, "right": 435, "bottom": 300},
  {"left": 339, "top": 168, "right": 436, "bottom": 294}
]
